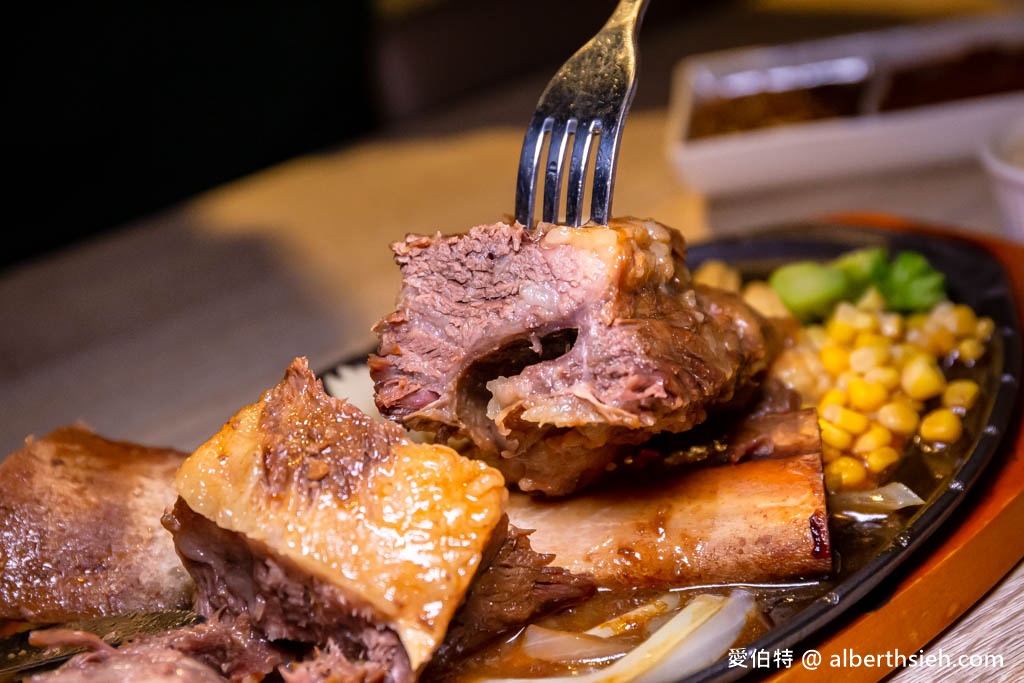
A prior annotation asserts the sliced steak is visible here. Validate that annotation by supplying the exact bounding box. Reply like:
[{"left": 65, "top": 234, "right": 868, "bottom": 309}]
[
  {"left": 166, "top": 357, "right": 508, "bottom": 679},
  {"left": 371, "top": 218, "right": 776, "bottom": 495},
  {"left": 0, "top": 426, "right": 192, "bottom": 622}
]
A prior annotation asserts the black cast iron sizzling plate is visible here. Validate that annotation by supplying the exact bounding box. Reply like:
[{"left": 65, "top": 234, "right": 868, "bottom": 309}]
[
  {"left": 674, "top": 222, "right": 1020, "bottom": 682},
  {"left": 322, "top": 220, "right": 1021, "bottom": 683},
  {"left": 3, "top": 223, "right": 1016, "bottom": 681}
]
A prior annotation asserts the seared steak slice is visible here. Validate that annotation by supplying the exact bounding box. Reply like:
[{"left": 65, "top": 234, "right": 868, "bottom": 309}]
[
  {"left": 371, "top": 218, "right": 775, "bottom": 495},
  {"left": 166, "top": 357, "right": 507, "bottom": 679},
  {"left": 0, "top": 426, "right": 192, "bottom": 622}
]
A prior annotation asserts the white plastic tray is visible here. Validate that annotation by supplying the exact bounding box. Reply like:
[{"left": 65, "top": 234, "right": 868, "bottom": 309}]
[{"left": 667, "top": 14, "right": 1024, "bottom": 197}]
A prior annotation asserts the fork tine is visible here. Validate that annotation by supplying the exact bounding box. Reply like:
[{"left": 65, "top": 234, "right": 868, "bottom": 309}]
[
  {"left": 589, "top": 121, "right": 622, "bottom": 227},
  {"left": 515, "top": 0, "right": 648, "bottom": 229},
  {"left": 515, "top": 115, "right": 552, "bottom": 227},
  {"left": 564, "top": 121, "right": 596, "bottom": 227},
  {"left": 541, "top": 119, "right": 576, "bottom": 224}
]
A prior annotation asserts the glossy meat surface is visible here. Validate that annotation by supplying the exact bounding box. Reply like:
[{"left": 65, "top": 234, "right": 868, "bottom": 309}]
[
  {"left": 506, "top": 409, "right": 830, "bottom": 588},
  {"left": 172, "top": 357, "right": 508, "bottom": 674}
]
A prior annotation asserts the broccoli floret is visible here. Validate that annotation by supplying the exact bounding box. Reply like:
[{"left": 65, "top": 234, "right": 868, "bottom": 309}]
[
  {"left": 831, "top": 247, "right": 889, "bottom": 299},
  {"left": 878, "top": 251, "right": 947, "bottom": 312}
]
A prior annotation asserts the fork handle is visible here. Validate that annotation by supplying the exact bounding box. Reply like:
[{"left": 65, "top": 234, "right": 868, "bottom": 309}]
[
  {"left": 514, "top": 0, "right": 649, "bottom": 229},
  {"left": 606, "top": 0, "right": 649, "bottom": 31}
]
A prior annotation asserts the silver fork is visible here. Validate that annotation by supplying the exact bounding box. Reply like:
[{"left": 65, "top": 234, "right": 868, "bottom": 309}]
[{"left": 514, "top": 0, "right": 650, "bottom": 229}]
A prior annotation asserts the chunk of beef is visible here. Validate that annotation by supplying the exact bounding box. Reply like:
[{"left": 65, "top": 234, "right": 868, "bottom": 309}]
[
  {"left": 165, "top": 499, "right": 409, "bottom": 683},
  {"left": 26, "top": 617, "right": 281, "bottom": 683},
  {"left": 279, "top": 640, "right": 391, "bottom": 683},
  {"left": 425, "top": 525, "right": 596, "bottom": 678},
  {"left": 371, "top": 218, "right": 776, "bottom": 495},
  {"left": 167, "top": 357, "right": 508, "bottom": 678},
  {"left": 643, "top": 406, "right": 821, "bottom": 467},
  {"left": 0, "top": 426, "right": 192, "bottom": 622},
  {"left": 506, "top": 407, "right": 831, "bottom": 589}
]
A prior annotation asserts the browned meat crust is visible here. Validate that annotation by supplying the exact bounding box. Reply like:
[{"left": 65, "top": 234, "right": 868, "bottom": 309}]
[
  {"left": 370, "top": 218, "right": 775, "bottom": 495},
  {"left": 507, "top": 450, "right": 832, "bottom": 588},
  {"left": 0, "top": 426, "right": 192, "bottom": 622},
  {"left": 169, "top": 357, "right": 507, "bottom": 677}
]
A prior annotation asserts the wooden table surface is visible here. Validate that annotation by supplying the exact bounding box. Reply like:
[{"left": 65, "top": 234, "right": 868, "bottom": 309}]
[{"left": 1, "top": 108, "right": 1021, "bottom": 681}]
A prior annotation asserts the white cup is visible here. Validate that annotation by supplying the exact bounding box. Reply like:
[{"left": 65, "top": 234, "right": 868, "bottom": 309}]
[{"left": 979, "top": 113, "right": 1024, "bottom": 243}]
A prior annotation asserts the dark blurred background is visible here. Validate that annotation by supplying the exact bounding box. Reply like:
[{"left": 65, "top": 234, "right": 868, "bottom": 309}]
[{"left": 2, "top": 1, "right": 955, "bottom": 271}]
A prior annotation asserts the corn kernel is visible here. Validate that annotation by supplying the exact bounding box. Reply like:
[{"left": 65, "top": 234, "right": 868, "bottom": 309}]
[
  {"left": 692, "top": 259, "right": 742, "bottom": 292},
  {"left": 848, "top": 378, "right": 888, "bottom": 412},
  {"left": 826, "top": 319, "right": 857, "bottom": 346},
  {"left": 834, "top": 371, "right": 859, "bottom": 390},
  {"left": 854, "top": 332, "right": 889, "bottom": 349},
  {"left": 919, "top": 408, "right": 963, "bottom": 444},
  {"left": 906, "top": 313, "right": 930, "bottom": 331},
  {"left": 943, "top": 379, "right": 980, "bottom": 412},
  {"left": 864, "top": 366, "right": 901, "bottom": 390},
  {"left": 922, "top": 326, "right": 957, "bottom": 357},
  {"left": 820, "top": 345, "right": 850, "bottom": 376},
  {"left": 803, "top": 325, "right": 829, "bottom": 350},
  {"left": 822, "top": 445, "right": 843, "bottom": 464},
  {"left": 892, "top": 393, "right": 925, "bottom": 413},
  {"left": 818, "top": 388, "right": 848, "bottom": 412},
  {"left": 866, "top": 446, "right": 901, "bottom": 473},
  {"left": 742, "top": 281, "right": 792, "bottom": 319},
  {"left": 877, "top": 401, "right": 920, "bottom": 435},
  {"left": 849, "top": 345, "right": 890, "bottom": 373},
  {"left": 975, "top": 317, "right": 995, "bottom": 341},
  {"left": 819, "top": 419, "right": 854, "bottom": 450},
  {"left": 825, "top": 456, "right": 867, "bottom": 491},
  {"left": 951, "top": 304, "right": 978, "bottom": 337},
  {"left": 833, "top": 302, "right": 858, "bottom": 325},
  {"left": 904, "top": 327, "right": 928, "bottom": 350},
  {"left": 901, "top": 355, "right": 947, "bottom": 401},
  {"left": 853, "top": 423, "right": 893, "bottom": 454},
  {"left": 957, "top": 338, "right": 985, "bottom": 364},
  {"left": 852, "top": 310, "right": 878, "bottom": 332},
  {"left": 821, "top": 404, "right": 870, "bottom": 434},
  {"left": 856, "top": 287, "right": 886, "bottom": 312},
  {"left": 878, "top": 313, "right": 903, "bottom": 339},
  {"left": 930, "top": 301, "right": 956, "bottom": 331},
  {"left": 891, "top": 343, "right": 924, "bottom": 367}
]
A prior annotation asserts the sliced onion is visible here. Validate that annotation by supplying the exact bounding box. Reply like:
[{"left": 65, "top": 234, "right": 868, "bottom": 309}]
[
  {"left": 521, "top": 625, "right": 629, "bottom": 664},
  {"left": 829, "top": 482, "right": 925, "bottom": 514},
  {"left": 630, "top": 590, "right": 754, "bottom": 683},
  {"left": 584, "top": 592, "right": 681, "bottom": 638},
  {"left": 478, "top": 590, "right": 756, "bottom": 683}
]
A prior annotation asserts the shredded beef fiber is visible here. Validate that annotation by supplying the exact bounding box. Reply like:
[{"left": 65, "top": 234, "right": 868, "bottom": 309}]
[
  {"left": 372, "top": 218, "right": 777, "bottom": 495},
  {"left": 163, "top": 498, "right": 413, "bottom": 683}
]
